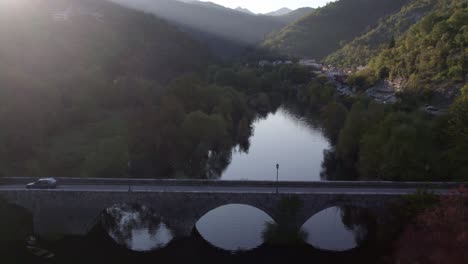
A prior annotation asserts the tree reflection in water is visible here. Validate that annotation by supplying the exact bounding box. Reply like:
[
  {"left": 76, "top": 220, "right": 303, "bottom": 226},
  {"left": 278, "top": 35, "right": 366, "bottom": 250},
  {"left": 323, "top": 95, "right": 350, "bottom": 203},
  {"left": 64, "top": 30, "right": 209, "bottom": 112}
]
[
  {"left": 0, "top": 198, "right": 32, "bottom": 247},
  {"left": 101, "top": 204, "right": 174, "bottom": 251},
  {"left": 302, "top": 205, "right": 375, "bottom": 251},
  {"left": 263, "top": 196, "right": 307, "bottom": 245},
  {"left": 340, "top": 205, "right": 376, "bottom": 248}
]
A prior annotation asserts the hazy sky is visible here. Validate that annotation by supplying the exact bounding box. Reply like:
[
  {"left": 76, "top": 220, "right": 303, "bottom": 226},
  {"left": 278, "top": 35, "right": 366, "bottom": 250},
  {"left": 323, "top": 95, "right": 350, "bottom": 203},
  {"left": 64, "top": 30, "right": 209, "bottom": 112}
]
[{"left": 201, "top": 0, "right": 333, "bottom": 14}]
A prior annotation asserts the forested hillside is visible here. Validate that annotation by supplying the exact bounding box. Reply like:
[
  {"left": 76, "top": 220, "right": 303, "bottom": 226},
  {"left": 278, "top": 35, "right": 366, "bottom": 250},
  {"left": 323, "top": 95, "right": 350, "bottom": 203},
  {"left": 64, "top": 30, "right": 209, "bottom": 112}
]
[
  {"left": 351, "top": 0, "right": 467, "bottom": 98},
  {"left": 0, "top": 0, "right": 212, "bottom": 176},
  {"left": 262, "top": 0, "right": 410, "bottom": 59},
  {"left": 321, "top": 0, "right": 468, "bottom": 181},
  {"left": 324, "top": 0, "right": 438, "bottom": 67}
]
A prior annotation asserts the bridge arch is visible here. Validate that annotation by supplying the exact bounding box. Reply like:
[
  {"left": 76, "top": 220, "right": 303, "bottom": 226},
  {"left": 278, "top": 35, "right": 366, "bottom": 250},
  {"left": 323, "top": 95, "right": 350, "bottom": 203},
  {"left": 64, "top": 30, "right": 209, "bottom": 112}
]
[
  {"left": 141, "top": 197, "right": 282, "bottom": 238},
  {"left": 299, "top": 204, "right": 380, "bottom": 252},
  {"left": 299, "top": 200, "right": 373, "bottom": 227},
  {"left": 73, "top": 194, "right": 283, "bottom": 238},
  {"left": 194, "top": 203, "right": 277, "bottom": 251}
]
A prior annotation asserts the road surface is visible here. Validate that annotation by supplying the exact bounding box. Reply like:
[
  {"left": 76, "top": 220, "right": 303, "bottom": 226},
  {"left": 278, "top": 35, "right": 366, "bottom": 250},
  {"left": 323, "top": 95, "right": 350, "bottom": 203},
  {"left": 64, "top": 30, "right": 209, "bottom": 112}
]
[{"left": 0, "top": 184, "right": 455, "bottom": 195}]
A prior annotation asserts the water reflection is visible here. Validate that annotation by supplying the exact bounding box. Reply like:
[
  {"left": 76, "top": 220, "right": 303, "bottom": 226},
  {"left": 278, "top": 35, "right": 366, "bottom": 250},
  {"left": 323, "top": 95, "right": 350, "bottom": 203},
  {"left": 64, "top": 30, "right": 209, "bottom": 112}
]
[
  {"left": 320, "top": 149, "right": 359, "bottom": 181},
  {"left": 221, "top": 106, "right": 330, "bottom": 181},
  {"left": 101, "top": 204, "right": 174, "bottom": 251},
  {"left": 301, "top": 206, "right": 373, "bottom": 251},
  {"left": 196, "top": 204, "right": 274, "bottom": 252},
  {"left": 0, "top": 201, "right": 32, "bottom": 246},
  {"left": 0, "top": 200, "right": 34, "bottom": 262},
  {"left": 263, "top": 196, "right": 307, "bottom": 246},
  {"left": 1, "top": 200, "right": 391, "bottom": 263}
]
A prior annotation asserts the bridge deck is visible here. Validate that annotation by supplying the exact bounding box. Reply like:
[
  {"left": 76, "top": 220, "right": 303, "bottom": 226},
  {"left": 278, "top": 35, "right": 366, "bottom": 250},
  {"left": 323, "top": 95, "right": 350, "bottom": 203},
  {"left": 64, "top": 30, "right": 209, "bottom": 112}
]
[{"left": 0, "top": 177, "right": 462, "bottom": 194}]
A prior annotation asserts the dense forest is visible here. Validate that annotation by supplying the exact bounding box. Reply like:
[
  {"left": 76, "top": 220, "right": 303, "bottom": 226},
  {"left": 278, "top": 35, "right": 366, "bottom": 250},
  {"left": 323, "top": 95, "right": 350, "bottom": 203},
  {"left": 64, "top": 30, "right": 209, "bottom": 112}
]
[
  {"left": 324, "top": 0, "right": 439, "bottom": 67},
  {"left": 349, "top": 0, "right": 467, "bottom": 99},
  {"left": 262, "top": 0, "right": 411, "bottom": 59},
  {"left": 0, "top": 0, "right": 212, "bottom": 177},
  {"left": 322, "top": 0, "right": 467, "bottom": 181}
]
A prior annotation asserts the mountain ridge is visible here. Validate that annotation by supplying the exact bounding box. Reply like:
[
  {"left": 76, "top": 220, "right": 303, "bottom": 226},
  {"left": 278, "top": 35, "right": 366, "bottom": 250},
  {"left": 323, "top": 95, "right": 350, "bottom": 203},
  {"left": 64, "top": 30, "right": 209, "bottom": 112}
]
[
  {"left": 235, "top": 6, "right": 255, "bottom": 15},
  {"left": 108, "top": 0, "right": 288, "bottom": 55},
  {"left": 266, "top": 7, "right": 292, "bottom": 16},
  {"left": 262, "top": 0, "right": 411, "bottom": 60}
]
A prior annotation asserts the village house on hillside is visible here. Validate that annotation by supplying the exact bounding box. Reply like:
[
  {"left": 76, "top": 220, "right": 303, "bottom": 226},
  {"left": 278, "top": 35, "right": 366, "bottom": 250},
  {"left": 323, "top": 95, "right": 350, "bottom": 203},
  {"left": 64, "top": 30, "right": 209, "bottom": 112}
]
[
  {"left": 258, "top": 60, "right": 293, "bottom": 67},
  {"left": 298, "top": 59, "right": 323, "bottom": 70}
]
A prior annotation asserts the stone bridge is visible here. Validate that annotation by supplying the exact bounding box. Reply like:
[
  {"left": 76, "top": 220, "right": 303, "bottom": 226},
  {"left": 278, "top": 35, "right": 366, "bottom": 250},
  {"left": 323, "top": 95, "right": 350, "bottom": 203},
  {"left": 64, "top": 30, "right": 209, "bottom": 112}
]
[{"left": 0, "top": 178, "right": 458, "bottom": 238}]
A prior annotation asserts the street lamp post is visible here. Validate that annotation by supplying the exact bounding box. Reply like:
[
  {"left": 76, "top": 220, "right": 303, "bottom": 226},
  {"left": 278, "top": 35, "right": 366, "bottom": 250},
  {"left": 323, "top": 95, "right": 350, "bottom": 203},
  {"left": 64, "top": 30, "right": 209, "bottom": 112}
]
[{"left": 276, "top": 163, "right": 279, "bottom": 194}]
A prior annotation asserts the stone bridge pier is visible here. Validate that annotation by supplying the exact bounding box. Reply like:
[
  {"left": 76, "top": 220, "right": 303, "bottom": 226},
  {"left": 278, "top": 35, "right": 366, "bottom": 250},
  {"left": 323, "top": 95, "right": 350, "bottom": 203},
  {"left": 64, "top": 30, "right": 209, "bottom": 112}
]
[{"left": 0, "top": 190, "right": 403, "bottom": 239}]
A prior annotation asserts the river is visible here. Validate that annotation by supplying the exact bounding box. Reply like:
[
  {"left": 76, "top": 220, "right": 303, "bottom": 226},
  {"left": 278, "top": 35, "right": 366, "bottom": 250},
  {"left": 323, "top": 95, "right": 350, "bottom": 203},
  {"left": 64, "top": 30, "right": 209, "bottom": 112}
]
[{"left": 221, "top": 106, "right": 330, "bottom": 181}]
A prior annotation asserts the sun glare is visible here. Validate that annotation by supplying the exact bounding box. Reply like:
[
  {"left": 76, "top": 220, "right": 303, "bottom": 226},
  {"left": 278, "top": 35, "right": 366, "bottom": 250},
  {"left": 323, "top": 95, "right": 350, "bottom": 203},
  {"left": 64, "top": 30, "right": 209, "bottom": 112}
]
[{"left": 0, "top": 0, "right": 20, "bottom": 9}]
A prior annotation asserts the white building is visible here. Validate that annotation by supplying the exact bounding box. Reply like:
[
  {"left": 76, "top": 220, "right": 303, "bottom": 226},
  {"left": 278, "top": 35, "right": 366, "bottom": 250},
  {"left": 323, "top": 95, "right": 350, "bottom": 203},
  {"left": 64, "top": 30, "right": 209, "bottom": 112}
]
[
  {"left": 53, "top": 6, "right": 72, "bottom": 21},
  {"left": 299, "top": 59, "right": 323, "bottom": 69},
  {"left": 259, "top": 60, "right": 272, "bottom": 67},
  {"left": 52, "top": 4, "right": 103, "bottom": 22}
]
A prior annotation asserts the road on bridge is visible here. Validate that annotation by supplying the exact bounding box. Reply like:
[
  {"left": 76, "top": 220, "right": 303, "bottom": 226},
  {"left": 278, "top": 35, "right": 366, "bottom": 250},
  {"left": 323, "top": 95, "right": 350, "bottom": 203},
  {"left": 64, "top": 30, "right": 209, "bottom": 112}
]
[{"left": 0, "top": 183, "right": 455, "bottom": 195}]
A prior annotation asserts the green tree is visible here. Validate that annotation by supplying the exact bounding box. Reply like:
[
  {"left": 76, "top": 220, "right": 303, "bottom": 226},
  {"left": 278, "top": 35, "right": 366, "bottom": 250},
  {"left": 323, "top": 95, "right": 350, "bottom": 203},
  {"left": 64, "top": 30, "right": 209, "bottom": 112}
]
[
  {"left": 321, "top": 101, "right": 349, "bottom": 143},
  {"left": 81, "top": 137, "right": 130, "bottom": 178},
  {"left": 181, "top": 111, "right": 229, "bottom": 149},
  {"left": 359, "top": 113, "right": 438, "bottom": 181},
  {"left": 336, "top": 102, "right": 369, "bottom": 167},
  {"left": 438, "top": 95, "right": 468, "bottom": 180}
]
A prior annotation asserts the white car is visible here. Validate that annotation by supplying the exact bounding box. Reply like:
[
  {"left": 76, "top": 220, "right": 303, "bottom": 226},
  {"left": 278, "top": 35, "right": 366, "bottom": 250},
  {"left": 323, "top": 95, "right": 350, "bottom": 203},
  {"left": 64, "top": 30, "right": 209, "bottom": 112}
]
[{"left": 26, "top": 178, "right": 57, "bottom": 189}]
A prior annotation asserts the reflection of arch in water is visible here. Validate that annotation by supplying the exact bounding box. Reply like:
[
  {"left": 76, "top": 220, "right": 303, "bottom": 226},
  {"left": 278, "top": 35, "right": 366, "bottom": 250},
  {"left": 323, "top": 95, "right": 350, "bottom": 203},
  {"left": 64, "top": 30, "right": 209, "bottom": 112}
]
[
  {"left": 145, "top": 197, "right": 284, "bottom": 239},
  {"left": 98, "top": 203, "right": 176, "bottom": 251},
  {"left": 300, "top": 205, "right": 377, "bottom": 251},
  {"left": 295, "top": 195, "right": 391, "bottom": 230},
  {"left": 0, "top": 201, "right": 33, "bottom": 244},
  {"left": 194, "top": 204, "right": 276, "bottom": 252}
]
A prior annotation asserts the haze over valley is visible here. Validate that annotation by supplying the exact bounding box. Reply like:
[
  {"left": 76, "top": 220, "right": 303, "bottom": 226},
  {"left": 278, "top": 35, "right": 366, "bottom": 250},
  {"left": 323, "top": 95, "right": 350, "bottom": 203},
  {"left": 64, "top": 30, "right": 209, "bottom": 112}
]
[{"left": 0, "top": 0, "right": 467, "bottom": 263}]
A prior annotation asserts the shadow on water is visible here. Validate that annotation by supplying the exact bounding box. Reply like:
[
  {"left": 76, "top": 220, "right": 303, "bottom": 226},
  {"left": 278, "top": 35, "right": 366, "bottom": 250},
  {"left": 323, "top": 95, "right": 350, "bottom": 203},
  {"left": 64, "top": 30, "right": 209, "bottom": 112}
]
[{"left": 0, "top": 199, "right": 37, "bottom": 264}]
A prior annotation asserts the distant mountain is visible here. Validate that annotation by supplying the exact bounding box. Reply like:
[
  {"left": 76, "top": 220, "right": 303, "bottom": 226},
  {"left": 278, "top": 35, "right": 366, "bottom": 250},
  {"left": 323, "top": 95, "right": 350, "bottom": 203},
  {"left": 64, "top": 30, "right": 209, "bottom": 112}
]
[
  {"left": 188, "top": 0, "right": 229, "bottom": 10},
  {"left": 108, "top": 0, "right": 286, "bottom": 52},
  {"left": 266, "top": 7, "right": 292, "bottom": 16},
  {"left": 272, "top": 7, "right": 315, "bottom": 23},
  {"left": 235, "top": 7, "right": 255, "bottom": 15},
  {"left": 262, "top": 0, "right": 411, "bottom": 59},
  {"left": 325, "top": 0, "right": 438, "bottom": 67}
]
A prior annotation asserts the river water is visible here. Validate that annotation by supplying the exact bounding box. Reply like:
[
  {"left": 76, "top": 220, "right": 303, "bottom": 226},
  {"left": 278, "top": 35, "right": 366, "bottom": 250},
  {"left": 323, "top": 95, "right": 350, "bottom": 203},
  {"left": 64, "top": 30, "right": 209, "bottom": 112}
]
[
  {"left": 221, "top": 106, "right": 330, "bottom": 181},
  {"left": 1, "top": 202, "right": 386, "bottom": 264}
]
